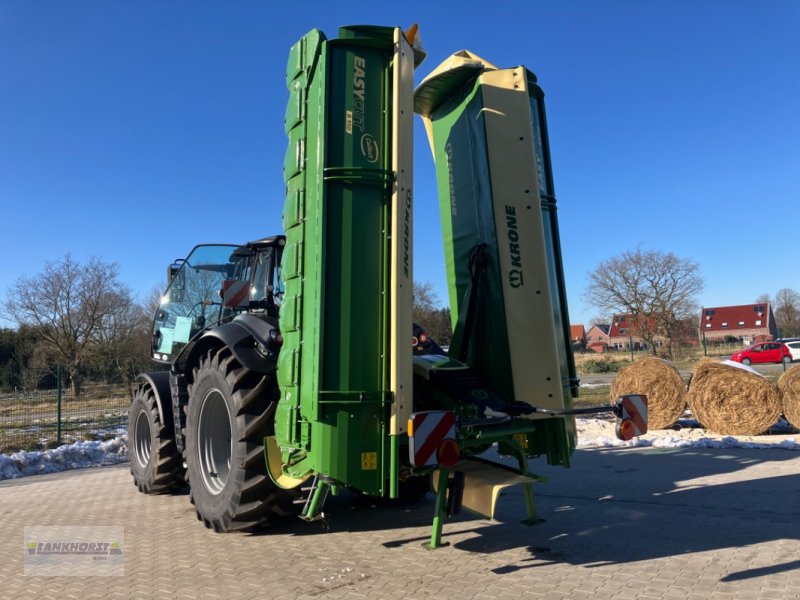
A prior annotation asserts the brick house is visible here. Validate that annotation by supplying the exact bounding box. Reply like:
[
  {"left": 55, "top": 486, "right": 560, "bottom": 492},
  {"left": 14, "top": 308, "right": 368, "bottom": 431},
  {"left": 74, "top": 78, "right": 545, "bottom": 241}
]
[
  {"left": 570, "top": 324, "right": 586, "bottom": 350},
  {"left": 585, "top": 323, "right": 610, "bottom": 353},
  {"left": 699, "top": 303, "right": 777, "bottom": 344},
  {"left": 607, "top": 314, "right": 667, "bottom": 351}
]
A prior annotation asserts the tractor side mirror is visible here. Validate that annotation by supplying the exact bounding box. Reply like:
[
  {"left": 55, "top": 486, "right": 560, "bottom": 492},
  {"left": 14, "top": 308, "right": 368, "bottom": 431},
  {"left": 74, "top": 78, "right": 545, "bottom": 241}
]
[{"left": 167, "top": 261, "right": 186, "bottom": 303}]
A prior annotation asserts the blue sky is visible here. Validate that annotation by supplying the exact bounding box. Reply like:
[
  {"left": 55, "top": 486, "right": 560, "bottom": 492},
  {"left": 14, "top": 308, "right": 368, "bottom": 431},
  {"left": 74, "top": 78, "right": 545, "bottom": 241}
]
[{"left": 1, "top": 1, "right": 798, "bottom": 329}]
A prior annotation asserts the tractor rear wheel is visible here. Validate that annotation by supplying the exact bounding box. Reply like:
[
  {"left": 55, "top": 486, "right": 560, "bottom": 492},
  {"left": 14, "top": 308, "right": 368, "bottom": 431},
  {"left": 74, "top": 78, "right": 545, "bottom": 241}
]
[
  {"left": 128, "top": 384, "right": 185, "bottom": 493},
  {"left": 185, "top": 346, "right": 297, "bottom": 532}
]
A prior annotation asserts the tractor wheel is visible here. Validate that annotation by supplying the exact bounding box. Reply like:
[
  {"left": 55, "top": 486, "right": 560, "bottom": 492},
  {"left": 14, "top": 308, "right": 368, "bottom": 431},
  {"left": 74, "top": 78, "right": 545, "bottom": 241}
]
[
  {"left": 128, "top": 384, "right": 185, "bottom": 493},
  {"left": 185, "top": 346, "right": 297, "bottom": 532}
]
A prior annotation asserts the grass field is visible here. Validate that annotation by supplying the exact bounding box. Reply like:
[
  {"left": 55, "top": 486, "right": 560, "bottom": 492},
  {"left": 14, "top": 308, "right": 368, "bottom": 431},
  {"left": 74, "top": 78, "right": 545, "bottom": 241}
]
[{"left": 573, "top": 343, "right": 750, "bottom": 375}]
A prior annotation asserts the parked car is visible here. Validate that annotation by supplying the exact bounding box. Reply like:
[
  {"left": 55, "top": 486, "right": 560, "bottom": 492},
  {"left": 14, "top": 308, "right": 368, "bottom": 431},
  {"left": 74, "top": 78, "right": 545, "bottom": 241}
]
[
  {"left": 783, "top": 340, "right": 800, "bottom": 362},
  {"left": 730, "top": 342, "right": 792, "bottom": 366}
]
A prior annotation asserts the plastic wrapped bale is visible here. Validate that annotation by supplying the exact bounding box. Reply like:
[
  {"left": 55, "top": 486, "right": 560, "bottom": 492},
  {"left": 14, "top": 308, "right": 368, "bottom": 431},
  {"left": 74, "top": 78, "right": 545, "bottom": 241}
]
[
  {"left": 778, "top": 365, "right": 800, "bottom": 430},
  {"left": 610, "top": 357, "right": 686, "bottom": 429},
  {"left": 686, "top": 360, "right": 781, "bottom": 435}
]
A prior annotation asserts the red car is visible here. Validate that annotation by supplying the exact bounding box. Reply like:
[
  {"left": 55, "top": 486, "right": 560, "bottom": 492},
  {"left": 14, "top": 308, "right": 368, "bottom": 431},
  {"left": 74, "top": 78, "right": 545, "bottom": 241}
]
[{"left": 730, "top": 342, "right": 792, "bottom": 366}]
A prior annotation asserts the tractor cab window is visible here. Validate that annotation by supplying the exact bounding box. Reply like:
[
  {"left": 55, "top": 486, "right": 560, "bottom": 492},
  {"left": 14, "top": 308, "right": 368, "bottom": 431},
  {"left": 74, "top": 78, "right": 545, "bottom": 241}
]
[{"left": 152, "top": 244, "right": 245, "bottom": 363}]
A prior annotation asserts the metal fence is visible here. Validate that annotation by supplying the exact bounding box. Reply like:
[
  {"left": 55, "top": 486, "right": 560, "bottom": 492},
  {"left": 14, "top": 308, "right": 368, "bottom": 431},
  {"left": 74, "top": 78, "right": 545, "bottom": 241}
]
[{"left": 0, "top": 373, "right": 130, "bottom": 454}]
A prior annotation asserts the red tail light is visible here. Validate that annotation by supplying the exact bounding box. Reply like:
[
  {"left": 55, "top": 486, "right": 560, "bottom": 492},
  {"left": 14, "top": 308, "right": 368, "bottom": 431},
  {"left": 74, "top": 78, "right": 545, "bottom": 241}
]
[
  {"left": 437, "top": 439, "right": 460, "bottom": 468},
  {"left": 616, "top": 418, "right": 636, "bottom": 441}
]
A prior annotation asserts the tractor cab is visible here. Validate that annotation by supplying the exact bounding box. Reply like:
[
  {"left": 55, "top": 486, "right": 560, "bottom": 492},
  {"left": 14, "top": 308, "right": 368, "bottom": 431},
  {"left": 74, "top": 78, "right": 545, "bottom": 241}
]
[{"left": 151, "top": 236, "right": 285, "bottom": 364}]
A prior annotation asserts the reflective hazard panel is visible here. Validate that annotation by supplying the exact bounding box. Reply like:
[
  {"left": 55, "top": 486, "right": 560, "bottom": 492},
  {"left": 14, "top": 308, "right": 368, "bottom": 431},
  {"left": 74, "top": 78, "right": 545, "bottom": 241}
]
[
  {"left": 360, "top": 452, "right": 377, "bottom": 470},
  {"left": 615, "top": 394, "right": 648, "bottom": 440},
  {"left": 408, "top": 411, "right": 456, "bottom": 466},
  {"left": 222, "top": 280, "right": 251, "bottom": 308}
]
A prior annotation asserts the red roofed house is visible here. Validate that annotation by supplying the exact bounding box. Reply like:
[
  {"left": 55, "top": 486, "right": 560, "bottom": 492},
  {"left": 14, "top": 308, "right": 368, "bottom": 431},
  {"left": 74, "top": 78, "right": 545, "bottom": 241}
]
[
  {"left": 585, "top": 323, "right": 610, "bottom": 353},
  {"left": 699, "top": 303, "right": 777, "bottom": 344},
  {"left": 608, "top": 313, "right": 666, "bottom": 351},
  {"left": 570, "top": 324, "right": 586, "bottom": 351}
]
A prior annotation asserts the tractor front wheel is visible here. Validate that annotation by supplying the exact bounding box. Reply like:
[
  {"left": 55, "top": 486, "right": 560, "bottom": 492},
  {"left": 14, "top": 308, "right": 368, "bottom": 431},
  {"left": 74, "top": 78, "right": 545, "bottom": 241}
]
[{"left": 185, "top": 346, "right": 297, "bottom": 532}]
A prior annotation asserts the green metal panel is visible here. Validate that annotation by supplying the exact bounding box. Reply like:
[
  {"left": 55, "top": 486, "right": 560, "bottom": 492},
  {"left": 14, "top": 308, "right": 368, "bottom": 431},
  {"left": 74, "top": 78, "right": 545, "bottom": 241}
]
[
  {"left": 527, "top": 76, "right": 579, "bottom": 402},
  {"left": 422, "top": 82, "right": 515, "bottom": 400},
  {"left": 415, "top": 60, "right": 577, "bottom": 465},
  {"left": 276, "top": 27, "right": 397, "bottom": 494},
  {"left": 276, "top": 29, "right": 324, "bottom": 482},
  {"left": 526, "top": 76, "right": 578, "bottom": 457}
]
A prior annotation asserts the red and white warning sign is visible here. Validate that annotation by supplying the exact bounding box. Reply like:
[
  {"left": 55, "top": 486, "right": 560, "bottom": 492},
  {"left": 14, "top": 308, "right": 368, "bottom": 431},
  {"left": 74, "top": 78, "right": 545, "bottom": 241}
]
[
  {"left": 408, "top": 411, "right": 456, "bottom": 466},
  {"left": 618, "top": 394, "right": 648, "bottom": 438},
  {"left": 222, "top": 280, "right": 251, "bottom": 308}
]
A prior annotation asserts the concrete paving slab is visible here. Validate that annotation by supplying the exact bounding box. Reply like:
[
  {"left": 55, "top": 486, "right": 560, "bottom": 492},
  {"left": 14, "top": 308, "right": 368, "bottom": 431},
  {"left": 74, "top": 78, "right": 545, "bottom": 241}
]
[{"left": 1, "top": 446, "right": 798, "bottom": 599}]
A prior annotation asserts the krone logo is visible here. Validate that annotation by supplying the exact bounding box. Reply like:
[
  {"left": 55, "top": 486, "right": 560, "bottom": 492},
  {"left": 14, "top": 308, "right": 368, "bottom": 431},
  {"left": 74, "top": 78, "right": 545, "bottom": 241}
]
[
  {"left": 403, "top": 189, "right": 412, "bottom": 277},
  {"left": 505, "top": 205, "right": 524, "bottom": 288},
  {"left": 509, "top": 269, "right": 524, "bottom": 288},
  {"left": 360, "top": 133, "right": 379, "bottom": 163}
]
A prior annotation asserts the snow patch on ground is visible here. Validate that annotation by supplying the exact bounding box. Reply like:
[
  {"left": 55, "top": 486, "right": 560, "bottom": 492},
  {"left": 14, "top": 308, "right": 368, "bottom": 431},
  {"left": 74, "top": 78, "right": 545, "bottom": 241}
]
[
  {"left": 0, "top": 436, "right": 128, "bottom": 480},
  {"left": 576, "top": 418, "right": 800, "bottom": 450},
  {"left": 1, "top": 416, "right": 798, "bottom": 482}
]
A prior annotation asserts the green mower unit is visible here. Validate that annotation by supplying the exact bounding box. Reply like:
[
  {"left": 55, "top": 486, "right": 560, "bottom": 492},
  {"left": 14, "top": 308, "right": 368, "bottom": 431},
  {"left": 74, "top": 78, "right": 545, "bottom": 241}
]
[{"left": 127, "top": 24, "right": 646, "bottom": 549}]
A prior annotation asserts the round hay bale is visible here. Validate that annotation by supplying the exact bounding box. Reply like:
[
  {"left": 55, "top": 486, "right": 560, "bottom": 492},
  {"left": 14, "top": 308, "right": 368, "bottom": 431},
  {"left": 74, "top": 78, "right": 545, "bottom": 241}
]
[
  {"left": 610, "top": 357, "right": 686, "bottom": 429},
  {"left": 778, "top": 365, "right": 800, "bottom": 430},
  {"left": 686, "top": 360, "right": 781, "bottom": 435}
]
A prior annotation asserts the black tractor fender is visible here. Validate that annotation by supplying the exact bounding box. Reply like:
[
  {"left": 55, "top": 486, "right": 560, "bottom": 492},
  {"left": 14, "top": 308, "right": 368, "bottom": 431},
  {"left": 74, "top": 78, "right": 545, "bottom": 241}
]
[
  {"left": 183, "top": 313, "right": 281, "bottom": 385},
  {"left": 135, "top": 371, "right": 174, "bottom": 434}
]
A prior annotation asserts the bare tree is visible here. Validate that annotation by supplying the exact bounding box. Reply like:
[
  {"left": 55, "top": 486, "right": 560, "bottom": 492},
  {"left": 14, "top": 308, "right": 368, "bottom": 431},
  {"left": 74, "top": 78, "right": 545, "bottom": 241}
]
[
  {"left": 774, "top": 288, "right": 800, "bottom": 337},
  {"left": 412, "top": 281, "right": 453, "bottom": 346},
  {"left": 584, "top": 248, "right": 703, "bottom": 357},
  {"left": 3, "top": 255, "right": 136, "bottom": 395},
  {"left": 89, "top": 295, "right": 154, "bottom": 386},
  {"left": 412, "top": 281, "right": 438, "bottom": 316}
]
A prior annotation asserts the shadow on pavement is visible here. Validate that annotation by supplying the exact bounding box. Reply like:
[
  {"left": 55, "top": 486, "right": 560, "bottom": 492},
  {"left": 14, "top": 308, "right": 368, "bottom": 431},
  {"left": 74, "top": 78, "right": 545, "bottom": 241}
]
[
  {"left": 457, "top": 446, "right": 800, "bottom": 582},
  {"left": 254, "top": 445, "right": 800, "bottom": 585}
]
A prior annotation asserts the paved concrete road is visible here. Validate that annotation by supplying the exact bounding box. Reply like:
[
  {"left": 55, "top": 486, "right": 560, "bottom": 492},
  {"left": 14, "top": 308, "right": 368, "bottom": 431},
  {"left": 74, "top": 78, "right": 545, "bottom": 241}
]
[{"left": 2, "top": 446, "right": 799, "bottom": 599}]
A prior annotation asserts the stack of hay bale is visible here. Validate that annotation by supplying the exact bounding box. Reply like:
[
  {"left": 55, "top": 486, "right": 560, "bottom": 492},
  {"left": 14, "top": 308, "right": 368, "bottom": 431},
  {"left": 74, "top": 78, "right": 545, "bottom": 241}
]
[
  {"left": 778, "top": 366, "right": 800, "bottom": 430},
  {"left": 686, "top": 360, "right": 781, "bottom": 435},
  {"left": 610, "top": 357, "right": 686, "bottom": 429},
  {"left": 610, "top": 357, "right": 799, "bottom": 435}
]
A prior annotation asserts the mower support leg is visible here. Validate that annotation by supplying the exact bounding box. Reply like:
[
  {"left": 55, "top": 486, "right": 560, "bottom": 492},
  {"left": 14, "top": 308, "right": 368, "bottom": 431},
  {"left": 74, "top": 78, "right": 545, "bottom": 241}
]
[
  {"left": 424, "top": 467, "right": 451, "bottom": 550},
  {"left": 300, "top": 477, "right": 331, "bottom": 523},
  {"left": 499, "top": 439, "right": 548, "bottom": 525}
]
